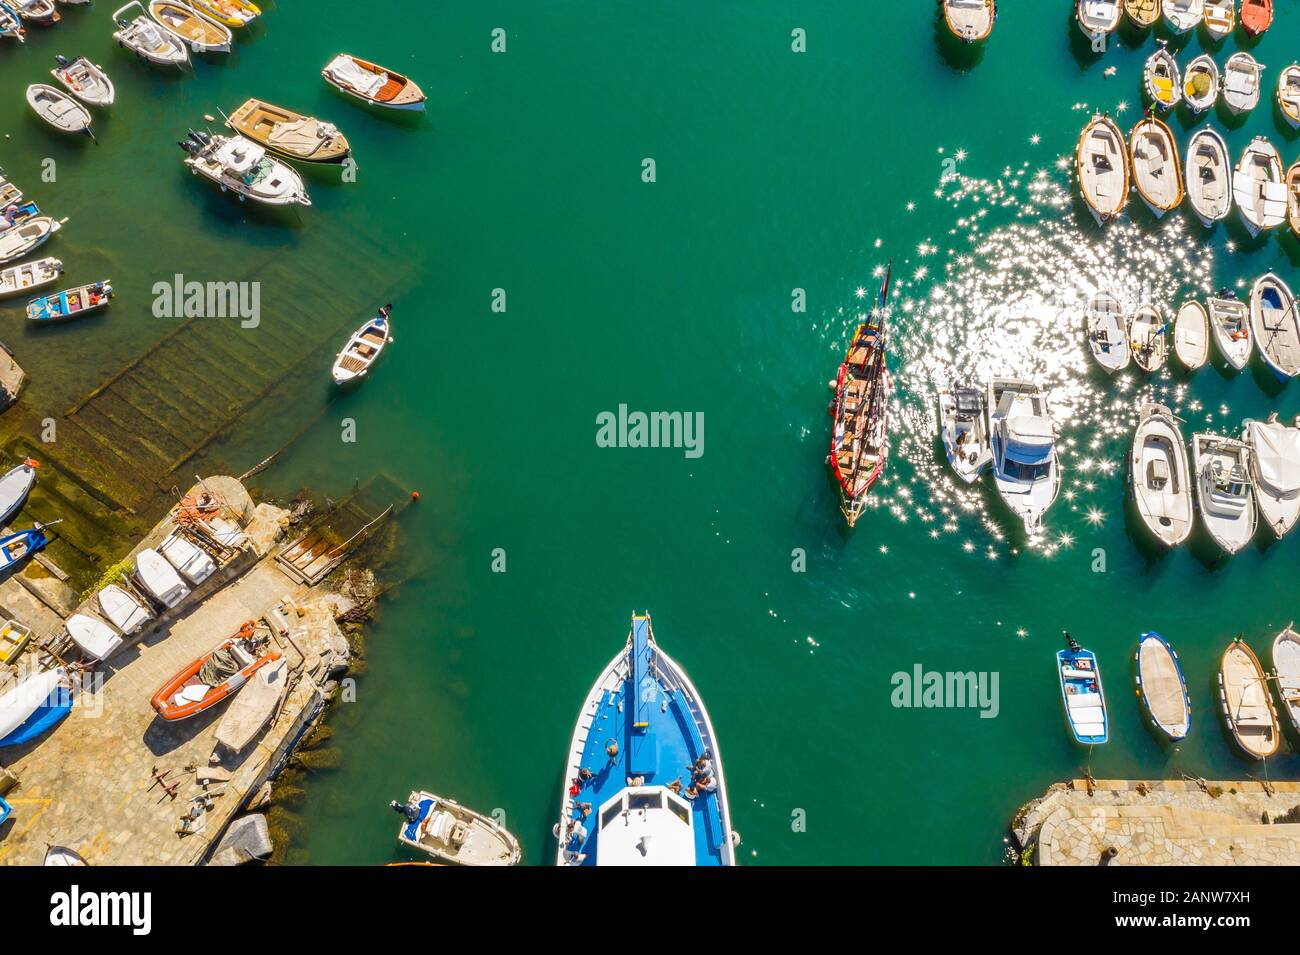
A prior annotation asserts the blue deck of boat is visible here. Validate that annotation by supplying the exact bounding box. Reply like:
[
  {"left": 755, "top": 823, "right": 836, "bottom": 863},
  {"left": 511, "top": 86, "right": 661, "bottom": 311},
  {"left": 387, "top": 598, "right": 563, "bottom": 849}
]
[{"left": 562, "top": 617, "right": 727, "bottom": 865}]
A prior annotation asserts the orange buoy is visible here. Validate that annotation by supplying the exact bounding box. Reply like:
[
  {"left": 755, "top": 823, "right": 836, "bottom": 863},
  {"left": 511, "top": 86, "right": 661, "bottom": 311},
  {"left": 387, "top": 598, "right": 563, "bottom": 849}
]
[{"left": 411, "top": 491, "right": 420, "bottom": 501}]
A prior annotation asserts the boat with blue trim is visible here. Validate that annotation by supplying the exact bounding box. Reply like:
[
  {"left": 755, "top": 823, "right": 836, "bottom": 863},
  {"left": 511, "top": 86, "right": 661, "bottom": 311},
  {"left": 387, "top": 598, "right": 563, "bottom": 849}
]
[
  {"left": 1057, "top": 632, "right": 1107, "bottom": 745},
  {"left": 556, "top": 613, "right": 737, "bottom": 866},
  {"left": 1135, "top": 631, "right": 1191, "bottom": 741},
  {"left": 0, "top": 523, "right": 51, "bottom": 577},
  {"left": 0, "top": 667, "right": 72, "bottom": 747},
  {"left": 27, "top": 280, "right": 112, "bottom": 323},
  {"left": 391, "top": 790, "right": 521, "bottom": 865}
]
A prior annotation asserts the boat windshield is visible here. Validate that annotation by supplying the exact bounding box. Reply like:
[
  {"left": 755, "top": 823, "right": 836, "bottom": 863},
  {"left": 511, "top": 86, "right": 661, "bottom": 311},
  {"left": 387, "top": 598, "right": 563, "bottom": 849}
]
[
  {"left": 244, "top": 158, "right": 275, "bottom": 185},
  {"left": 1003, "top": 458, "right": 1050, "bottom": 482}
]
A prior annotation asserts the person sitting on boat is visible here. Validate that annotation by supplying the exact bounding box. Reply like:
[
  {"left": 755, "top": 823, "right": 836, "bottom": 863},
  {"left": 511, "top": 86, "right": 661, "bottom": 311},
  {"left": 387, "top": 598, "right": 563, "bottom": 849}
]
[
  {"left": 696, "top": 775, "right": 717, "bottom": 794},
  {"left": 574, "top": 801, "right": 592, "bottom": 819},
  {"left": 667, "top": 777, "right": 683, "bottom": 794},
  {"left": 390, "top": 799, "right": 421, "bottom": 823}
]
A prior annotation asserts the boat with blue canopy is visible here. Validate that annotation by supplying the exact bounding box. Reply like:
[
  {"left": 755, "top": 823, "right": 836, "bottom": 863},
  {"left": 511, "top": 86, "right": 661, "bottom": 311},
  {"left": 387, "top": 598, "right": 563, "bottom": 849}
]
[
  {"left": 1057, "top": 632, "right": 1108, "bottom": 745},
  {"left": 27, "top": 279, "right": 111, "bottom": 323},
  {"left": 555, "top": 613, "right": 737, "bottom": 866}
]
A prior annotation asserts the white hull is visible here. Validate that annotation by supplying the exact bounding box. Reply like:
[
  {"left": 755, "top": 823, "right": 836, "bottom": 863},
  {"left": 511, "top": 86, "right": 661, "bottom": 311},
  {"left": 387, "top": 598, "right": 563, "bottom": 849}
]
[
  {"left": 1208, "top": 296, "right": 1252, "bottom": 369},
  {"left": 65, "top": 613, "right": 122, "bottom": 663},
  {"left": 1192, "top": 433, "right": 1257, "bottom": 554},
  {"left": 0, "top": 668, "right": 65, "bottom": 739},
  {"left": 1131, "top": 405, "right": 1194, "bottom": 547},
  {"left": 1173, "top": 301, "right": 1209, "bottom": 369},
  {"left": 1244, "top": 416, "right": 1300, "bottom": 538}
]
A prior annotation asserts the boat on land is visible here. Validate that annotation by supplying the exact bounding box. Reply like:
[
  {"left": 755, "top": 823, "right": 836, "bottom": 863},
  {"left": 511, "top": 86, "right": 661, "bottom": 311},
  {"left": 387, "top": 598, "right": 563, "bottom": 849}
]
[
  {"left": 1223, "top": 53, "right": 1263, "bottom": 115},
  {"left": 1208, "top": 293, "right": 1251, "bottom": 369},
  {"left": 938, "top": 385, "right": 991, "bottom": 483},
  {"left": 1234, "top": 137, "right": 1286, "bottom": 236},
  {"left": 1130, "top": 404, "right": 1194, "bottom": 547},
  {"left": 1076, "top": 115, "right": 1129, "bottom": 224},
  {"left": 1286, "top": 160, "right": 1300, "bottom": 238},
  {"left": 0, "top": 2, "right": 24, "bottom": 41},
  {"left": 1272, "top": 627, "right": 1300, "bottom": 738},
  {"left": 97, "top": 583, "right": 150, "bottom": 634},
  {"left": 0, "top": 257, "right": 61, "bottom": 298},
  {"left": 1085, "top": 290, "right": 1129, "bottom": 372},
  {"left": 942, "top": 0, "right": 996, "bottom": 42},
  {"left": 188, "top": 0, "right": 257, "bottom": 27},
  {"left": 395, "top": 789, "right": 521, "bottom": 866},
  {"left": 17, "top": 0, "right": 58, "bottom": 25},
  {"left": 1184, "top": 127, "right": 1232, "bottom": 225},
  {"left": 43, "top": 846, "right": 87, "bottom": 866},
  {"left": 51, "top": 56, "right": 115, "bottom": 108},
  {"left": 179, "top": 131, "right": 311, "bottom": 207},
  {"left": 1219, "top": 637, "right": 1279, "bottom": 759},
  {"left": 1279, "top": 65, "right": 1300, "bottom": 128},
  {"left": 0, "top": 668, "right": 71, "bottom": 746},
  {"left": 322, "top": 54, "right": 426, "bottom": 111},
  {"left": 987, "top": 377, "right": 1060, "bottom": 534},
  {"left": 0, "top": 620, "right": 32, "bottom": 665},
  {"left": 828, "top": 264, "right": 891, "bottom": 527},
  {"left": 1163, "top": 0, "right": 1204, "bottom": 32},
  {"left": 1143, "top": 45, "right": 1181, "bottom": 110},
  {"left": 0, "top": 217, "right": 59, "bottom": 264},
  {"left": 1182, "top": 54, "right": 1219, "bottom": 114},
  {"left": 1129, "top": 115, "right": 1183, "bottom": 217},
  {"left": 26, "top": 84, "right": 92, "bottom": 137},
  {"left": 26, "top": 280, "right": 112, "bottom": 323},
  {"left": 65, "top": 613, "right": 122, "bottom": 664},
  {"left": 134, "top": 547, "right": 189, "bottom": 608},
  {"left": 147, "top": 0, "right": 230, "bottom": 53},
  {"left": 215, "top": 656, "right": 286, "bottom": 751},
  {"left": 1125, "top": 0, "right": 1159, "bottom": 29},
  {"left": 112, "top": 2, "right": 188, "bottom": 67},
  {"left": 1136, "top": 632, "right": 1191, "bottom": 741},
  {"left": 1249, "top": 272, "right": 1300, "bottom": 380},
  {"left": 158, "top": 530, "right": 215, "bottom": 584},
  {"left": 1192, "top": 432, "right": 1257, "bottom": 553},
  {"left": 226, "top": 98, "right": 351, "bottom": 165},
  {"left": 1173, "top": 300, "right": 1209, "bottom": 369},
  {"left": 1241, "top": 0, "right": 1272, "bottom": 35},
  {"left": 1243, "top": 414, "right": 1300, "bottom": 538},
  {"left": 150, "top": 620, "right": 281, "bottom": 721},
  {"left": 0, "top": 458, "right": 36, "bottom": 527},
  {"left": 0, "top": 524, "right": 50, "bottom": 577},
  {"left": 1128, "top": 304, "right": 1167, "bottom": 372},
  {"left": 1057, "top": 634, "right": 1107, "bottom": 745},
  {"left": 1203, "top": 0, "right": 1234, "bottom": 37},
  {"left": 1076, "top": 0, "right": 1122, "bottom": 36},
  {"left": 331, "top": 304, "right": 392, "bottom": 385},
  {"left": 556, "top": 613, "right": 736, "bottom": 866}
]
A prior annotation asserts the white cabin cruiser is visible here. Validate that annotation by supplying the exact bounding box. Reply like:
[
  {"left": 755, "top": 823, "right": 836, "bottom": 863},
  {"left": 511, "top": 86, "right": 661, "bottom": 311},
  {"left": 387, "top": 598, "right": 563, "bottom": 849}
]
[
  {"left": 1130, "top": 404, "right": 1194, "bottom": 547},
  {"left": 1244, "top": 414, "right": 1300, "bottom": 538},
  {"left": 938, "top": 385, "right": 992, "bottom": 483},
  {"left": 112, "top": 1, "right": 188, "bottom": 67},
  {"left": 179, "top": 131, "right": 311, "bottom": 207},
  {"left": 986, "top": 378, "right": 1061, "bottom": 534},
  {"left": 1192, "top": 433, "right": 1257, "bottom": 554}
]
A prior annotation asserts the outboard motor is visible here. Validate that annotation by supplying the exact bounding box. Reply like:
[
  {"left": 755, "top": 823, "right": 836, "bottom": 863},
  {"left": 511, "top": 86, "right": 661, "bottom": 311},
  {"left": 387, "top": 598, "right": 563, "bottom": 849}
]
[{"left": 53, "top": 54, "right": 67, "bottom": 68}]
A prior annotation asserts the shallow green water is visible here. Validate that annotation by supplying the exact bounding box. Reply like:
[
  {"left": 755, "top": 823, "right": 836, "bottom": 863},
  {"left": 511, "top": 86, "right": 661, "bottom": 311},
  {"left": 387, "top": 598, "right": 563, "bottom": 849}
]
[{"left": 7, "top": 1, "right": 1300, "bottom": 865}]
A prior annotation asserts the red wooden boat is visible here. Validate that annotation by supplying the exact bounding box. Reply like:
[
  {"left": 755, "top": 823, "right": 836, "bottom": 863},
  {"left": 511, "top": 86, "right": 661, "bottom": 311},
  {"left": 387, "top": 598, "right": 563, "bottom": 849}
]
[
  {"left": 827, "top": 262, "right": 892, "bottom": 527},
  {"left": 150, "top": 621, "right": 281, "bottom": 721},
  {"left": 1241, "top": 0, "right": 1272, "bottom": 35}
]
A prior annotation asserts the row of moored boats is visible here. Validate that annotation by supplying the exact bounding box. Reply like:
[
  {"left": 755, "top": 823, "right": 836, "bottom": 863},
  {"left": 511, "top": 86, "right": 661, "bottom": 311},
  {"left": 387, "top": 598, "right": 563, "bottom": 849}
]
[
  {"left": 1076, "top": 0, "right": 1272, "bottom": 39},
  {"left": 1142, "top": 45, "right": 1280, "bottom": 117}
]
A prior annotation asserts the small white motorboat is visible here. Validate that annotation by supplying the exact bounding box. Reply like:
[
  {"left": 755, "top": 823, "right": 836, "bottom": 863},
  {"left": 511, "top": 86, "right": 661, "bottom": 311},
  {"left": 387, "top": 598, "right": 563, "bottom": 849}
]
[
  {"left": 1192, "top": 432, "right": 1257, "bottom": 554},
  {"left": 1128, "top": 304, "right": 1168, "bottom": 373},
  {"left": 986, "top": 377, "right": 1061, "bottom": 534},
  {"left": 1130, "top": 404, "right": 1194, "bottom": 547},
  {"left": 1220, "top": 637, "right": 1278, "bottom": 759},
  {"left": 1182, "top": 54, "right": 1220, "bottom": 114},
  {"left": 134, "top": 547, "right": 190, "bottom": 608},
  {"left": 332, "top": 305, "right": 392, "bottom": 385},
  {"left": 26, "top": 84, "right": 92, "bottom": 137},
  {"left": 65, "top": 613, "right": 122, "bottom": 664},
  {"left": 1084, "top": 290, "right": 1129, "bottom": 373},
  {"left": 1208, "top": 293, "right": 1252, "bottom": 369},
  {"left": 112, "top": 1, "right": 188, "bottom": 67},
  {"left": 1203, "top": 0, "right": 1234, "bottom": 38},
  {"left": 1249, "top": 272, "right": 1300, "bottom": 380},
  {"left": 179, "top": 131, "right": 311, "bottom": 207},
  {"left": 0, "top": 217, "right": 60, "bottom": 265},
  {"left": 158, "top": 530, "right": 215, "bottom": 584},
  {"left": 1163, "top": 0, "right": 1205, "bottom": 33},
  {"left": 1272, "top": 626, "right": 1300, "bottom": 739},
  {"left": 1076, "top": 0, "right": 1122, "bottom": 37},
  {"left": 394, "top": 790, "right": 522, "bottom": 865},
  {"left": 1129, "top": 116, "right": 1184, "bottom": 217},
  {"left": 97, "top": 583, "right": 151, "bottom": 634},
  {"left": 1244, "top": 414, "right": 1300, "bottom": 538},
  {"left": 1143, "top": 44, "right": 1181, "bottom": 111},
  {"left": 0, "top": 458, "right": 36, "bottom": 526},
  {"left": 1076, "top": 115, "right": 1129, "bottom": 225},
  {"left": 1279, "top": 64, "right": 1300, "bottom": 129},
  {"left": 0, "top": 256, "right": 62, "bottom": 299},
  {"left": 938, "top": 385, "right": 992, "bottom": 483},
  {"left": 51, "top": 55, "right": 115, "bottom": 108},
  {"left": 1173, "top": 300, "right": 1209, "bottom": 370},
  {"left": 1234, "top": 136, "right": 1287, "bottom": 237},
  {"left": 1223, "top": 53, "right": 1263, "bottom": 115},
  {"left": 1184, "top": 127, "right": 1232, "bottom": 226}
]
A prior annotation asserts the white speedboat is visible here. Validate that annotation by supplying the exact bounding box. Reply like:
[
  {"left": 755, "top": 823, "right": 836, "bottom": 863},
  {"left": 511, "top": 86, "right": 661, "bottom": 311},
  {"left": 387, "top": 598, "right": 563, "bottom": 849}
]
[
  {"left": 65, "top": 613, "right": 122, "bottom": 664},
  {"left": 179, "top": 132, "right": 311, "bottom": 207},
  {"left": 1192, "top": 432, "right": 1257, "bottom": 554},
  {"left": 1143, "top": 44, "right": 1181, "bottom": 111},
  {"left": 1182, "top": 54, "right": 1219, "bottom": 114},
  {"left": 0, "top": 217, "right": 60, "bottom": 265},
  {"left": 938, "top": 384, "right": 991, "bottom": 483},
  {"left": 1249, "top": 272, "right": 1300, "bottom": 380},
  {"left": 1208, "top": 293, "right": 1252, "bottom": 369},
  {"left": 1084, "top": 290, "right": 1129, "bottom": 373},
  {"left": 1130, "top": 404, "right": 1194, "bottom": 547},
  {"left": 1279, "top": 64, "right": 1300, "bottom": 129},
  {"left": 987, "top": 377, "right": 1061, "bottom": 535},
  {"left": 0, "top": 256, "right": 62, "bottom": 299},
  {"left": 158, "top": 530, "right": 215, "bottom": 584},
  {"left": 1184, "top": 127, "right": 1232, "bottom": 226},
  {"left": 51, "top": 56, "right": 115, "bottom": 108},
  {"left": 1076, "top": 115, "right": 1129, "bottom": 225},
  {"left": 1163, "top": 0, "right": 1205, "bottom": 33},
  {"left": 112, "top": 1, "right": 188, "bottom": 67},
  {"left": 1128, "top": 304, "right": 1168, "bottom": 372},
  {"left": 1173, "top": 300, "right": 1209, "bottom": 370},
  {"left": 97, "top": 583, "right": 151, "bottom": 634},
  {"left": 1223, "top": 53, "right": 1263, "bottom": 115},
  {"left": 394, "top": 789, "right": 521, "bottom": 865},
  {"left": 1129, "top": 116, "right": 1183, "bottom": 217},
  {"left": 134, "top": 547, "right": 190, "bottom": 608},
  {"left": 26, "top": 84, "right": 92, "bottom": 137},
  {"left": 1244, "top": 414, "right": 1300, "bottom": 538},
  {"left": 1234, "top": 137, "right": 1287, "bottom": 237}
]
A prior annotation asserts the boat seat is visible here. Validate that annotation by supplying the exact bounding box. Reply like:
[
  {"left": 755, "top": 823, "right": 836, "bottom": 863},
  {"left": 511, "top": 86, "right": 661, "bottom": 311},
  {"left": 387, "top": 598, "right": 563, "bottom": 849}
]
[
  {"left": 1066, "top": 692, "right": 1103, "bottom": 710},
  {"left": 1075, "top": 721, "right": 1106, "bottom": 737},
  {"left": 424, "top": 810, "right": 456, "bottom": 843}
]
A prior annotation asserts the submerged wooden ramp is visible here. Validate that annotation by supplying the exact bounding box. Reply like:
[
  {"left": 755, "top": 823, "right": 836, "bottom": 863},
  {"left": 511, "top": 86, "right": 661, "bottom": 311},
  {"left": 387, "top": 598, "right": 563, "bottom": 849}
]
[{"left": 276, "top": 475, "right": 408, "bottom": 585}]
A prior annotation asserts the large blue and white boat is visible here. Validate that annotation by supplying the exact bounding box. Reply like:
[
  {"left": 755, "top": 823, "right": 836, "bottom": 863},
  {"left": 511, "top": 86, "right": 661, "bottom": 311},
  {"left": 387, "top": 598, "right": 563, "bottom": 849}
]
[{"left": 555, "top": 613, "right": 737, "bottom": 866}]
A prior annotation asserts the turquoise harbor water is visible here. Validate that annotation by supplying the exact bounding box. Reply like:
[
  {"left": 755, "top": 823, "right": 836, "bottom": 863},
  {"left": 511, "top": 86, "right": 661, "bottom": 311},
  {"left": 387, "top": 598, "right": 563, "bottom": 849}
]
[{"left": 4, "top": 2, "right": 1300, "bottom": 865}]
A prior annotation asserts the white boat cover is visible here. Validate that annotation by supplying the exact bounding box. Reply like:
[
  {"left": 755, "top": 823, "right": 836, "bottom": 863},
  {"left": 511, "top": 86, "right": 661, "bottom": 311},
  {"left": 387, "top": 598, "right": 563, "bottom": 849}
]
[
  {"left": 266, "top": 118, "right": 337, "bottom": 152},
  {"left": 159, "top": 533, "right": 215, "bottom": 584},
  {"left": 97, "top": 584, "right": 150, "bottom": 634},
  {"left": 65, "top": 613, "right": 122, "bottom": 663},
  {"left": 325, "top": 55, "right": 385, "bottom": 98},
  {"left": 0, "top": 668, "right": 64, "bottom": 739},
  {"left": 136, "top": 547, "right": 189, "bottom": 607},
  {"left": 1248, "top": 420, "right": 1300, "bottom": 497}
]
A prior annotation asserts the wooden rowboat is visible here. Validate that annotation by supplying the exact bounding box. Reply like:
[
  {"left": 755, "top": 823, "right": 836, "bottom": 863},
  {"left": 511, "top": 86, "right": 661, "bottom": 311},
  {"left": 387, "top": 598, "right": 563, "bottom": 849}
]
[
  {"left": 148, "top": 0, "right": 230, "bottom": 53},
  {"left": 26, "top": 84, "right": 92, "bottom": 137},
  {"left": 1241, "top": 0, "right": 1272, "bottom": 36},
  {"left": 16, "top": 0, "right": 58, "bottom": 25},
  {"left": 150, "top": 620, "right": 281, "bottom": 721},
  {"left": 214, "top": 656, "right": 287, "bottom": 751},
  {"left": 332, "top": 304, "right": 392, "bottom": 385},
  {"left": 1135, "top": 631, "right": 1191, "bottom": 741},
  {"left": 942, "top": 0, "right": 996, "bottom": 42},
  {"left": 1125, "top": 0, "right": 1159, "bottom": 29},
  {"left": 226, "top": 98, "right": 351, "bottom": 165},
  {"left": 322, "top": 53, "right": 426, "bottom": 111},
  {"left": 1077, "top": 115, "right": 1129, "bottom": 224},
  {"left": 1219, "top": 636, "right": 1279, "bottom": 759},
  {"left": 1129, "top": 114, "right": 1184, "bottom": 217}
]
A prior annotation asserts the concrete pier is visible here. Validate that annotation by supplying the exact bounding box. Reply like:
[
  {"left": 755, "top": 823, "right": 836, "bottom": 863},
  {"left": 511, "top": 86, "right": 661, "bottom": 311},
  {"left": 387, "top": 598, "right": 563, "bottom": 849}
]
[{"left": 1013, "top": 779, "right": 1300, "bottom": 866}]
